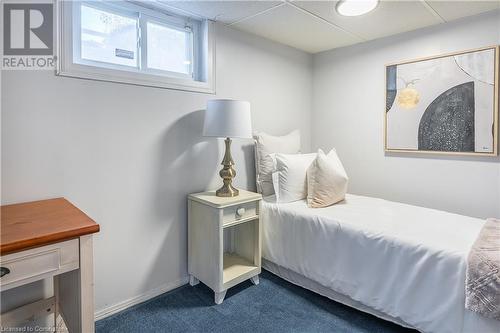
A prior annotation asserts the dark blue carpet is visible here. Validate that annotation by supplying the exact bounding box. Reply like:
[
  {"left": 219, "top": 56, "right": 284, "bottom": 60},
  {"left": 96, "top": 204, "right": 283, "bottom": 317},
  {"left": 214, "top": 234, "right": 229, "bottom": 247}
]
[{"left": 96, "top": 270, "right": 418, "bottom": 333}]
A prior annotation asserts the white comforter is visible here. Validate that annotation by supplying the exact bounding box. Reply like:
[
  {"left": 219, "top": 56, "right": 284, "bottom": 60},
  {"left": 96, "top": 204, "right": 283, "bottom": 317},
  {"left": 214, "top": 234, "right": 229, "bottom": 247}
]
[{"left": 261, "top": 194, "right": 500, "bottom": 333}]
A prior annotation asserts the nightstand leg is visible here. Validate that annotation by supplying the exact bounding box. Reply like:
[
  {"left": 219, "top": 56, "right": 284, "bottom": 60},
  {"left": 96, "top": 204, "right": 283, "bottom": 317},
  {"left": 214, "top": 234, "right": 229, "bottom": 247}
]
[
  {"left": 250, "top": 275, "right": 259, "bottom": 285},
  {"left": 189, "top": 275, "right": 199, "bottom": 286},
  {"left": 214, "top": 290, "right": 227, "bottom": 304}
]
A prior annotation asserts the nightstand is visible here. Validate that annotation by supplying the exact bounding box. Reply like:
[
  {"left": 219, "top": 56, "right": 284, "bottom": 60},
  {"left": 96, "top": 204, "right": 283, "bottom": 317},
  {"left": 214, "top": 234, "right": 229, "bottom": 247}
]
[{"left": 188, "top": 189, "right": 262, "bottom": 304}]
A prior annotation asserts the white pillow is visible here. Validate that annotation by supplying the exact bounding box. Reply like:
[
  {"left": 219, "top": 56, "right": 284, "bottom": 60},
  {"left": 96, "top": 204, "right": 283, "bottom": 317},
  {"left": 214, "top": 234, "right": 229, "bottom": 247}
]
[
  {"left": 272, "top": 153, "right": 316, "bottom": 203},
  {"left": 307, "top": 149, "right": 348, "bottom": 208},
  {"left": 253, "top": 130, "right": 300, "bottom": 196}
]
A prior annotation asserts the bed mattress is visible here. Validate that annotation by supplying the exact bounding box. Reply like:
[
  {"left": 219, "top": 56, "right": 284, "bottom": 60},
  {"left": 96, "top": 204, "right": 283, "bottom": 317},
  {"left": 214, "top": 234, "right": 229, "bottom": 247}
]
[{"left": 261, "top": 194, "right": 500, "bottom": 333}]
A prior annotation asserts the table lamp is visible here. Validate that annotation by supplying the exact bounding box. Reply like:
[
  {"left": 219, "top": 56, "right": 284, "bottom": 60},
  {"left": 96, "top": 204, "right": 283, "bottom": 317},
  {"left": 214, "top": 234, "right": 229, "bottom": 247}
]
[{"left": 203, "top": 99, "right": 252, "bottom": 197}]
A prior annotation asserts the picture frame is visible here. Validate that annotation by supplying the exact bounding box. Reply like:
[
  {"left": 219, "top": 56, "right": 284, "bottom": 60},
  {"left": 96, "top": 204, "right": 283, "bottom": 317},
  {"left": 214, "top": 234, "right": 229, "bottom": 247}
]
[{"left": 384, "top": 45, "right": 499, "bottom": 156}]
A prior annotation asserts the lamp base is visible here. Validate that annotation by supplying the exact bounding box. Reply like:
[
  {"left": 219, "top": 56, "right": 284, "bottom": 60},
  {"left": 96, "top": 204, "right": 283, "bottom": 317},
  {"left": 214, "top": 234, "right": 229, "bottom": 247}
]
[
  {"left": 216, "top": 183, "right": 239, "bottom": 197},
  {"left": 216, "top": 137, "right": 239, "bottom": 197}
]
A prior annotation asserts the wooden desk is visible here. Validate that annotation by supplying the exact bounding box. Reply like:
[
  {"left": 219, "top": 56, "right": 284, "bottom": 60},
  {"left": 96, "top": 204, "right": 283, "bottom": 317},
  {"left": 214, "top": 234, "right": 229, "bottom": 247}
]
[{"left": 0, "top": 198, "right": 100, "bottom": 332}]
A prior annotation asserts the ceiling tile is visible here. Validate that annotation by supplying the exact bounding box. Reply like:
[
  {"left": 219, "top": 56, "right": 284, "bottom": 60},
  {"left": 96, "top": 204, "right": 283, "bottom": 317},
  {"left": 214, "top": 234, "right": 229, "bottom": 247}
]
[
  {"left": 231, "top": 3, "right": 362, "bottom": 53},
  {"left": 292, "top": 0, "right": 443, "bottom": 40},
  {"left": 426, "top": 0, "right": 499, "bottom": 21},
  {"left": 160, "top": 1, "right": 283, "bottom": 24}
]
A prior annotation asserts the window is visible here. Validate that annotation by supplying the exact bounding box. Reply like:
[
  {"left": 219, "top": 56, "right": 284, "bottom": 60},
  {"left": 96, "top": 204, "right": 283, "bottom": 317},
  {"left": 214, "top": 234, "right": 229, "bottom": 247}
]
[
  {"left": 57, "top": 1, "right": 215, "bottom": 93},
  {"left": 80, "top": 4, "right": 138, "bottom": 68},
  {"left": 146, "top": 21, "right": 192, "bottom": 75}
]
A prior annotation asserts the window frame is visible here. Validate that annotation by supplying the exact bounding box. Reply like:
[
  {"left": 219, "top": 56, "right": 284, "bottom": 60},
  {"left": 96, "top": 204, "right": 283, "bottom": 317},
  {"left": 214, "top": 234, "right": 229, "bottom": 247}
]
[{"left": 56, "top": 0, "right": 215, "bottom": 94}]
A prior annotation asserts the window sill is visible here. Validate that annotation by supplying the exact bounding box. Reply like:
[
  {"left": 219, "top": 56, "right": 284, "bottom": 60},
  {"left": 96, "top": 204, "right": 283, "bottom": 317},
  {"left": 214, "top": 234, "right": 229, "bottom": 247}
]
[{"left": 56, "top": 65, "right": 215, "bottom": 94}]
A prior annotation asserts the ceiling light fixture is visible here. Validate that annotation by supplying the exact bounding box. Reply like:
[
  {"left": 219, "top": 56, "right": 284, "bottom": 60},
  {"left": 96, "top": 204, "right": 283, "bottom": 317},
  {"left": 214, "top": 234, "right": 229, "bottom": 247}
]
[{"left": 336, "top": 0, "right": 379, "bottom": 17}]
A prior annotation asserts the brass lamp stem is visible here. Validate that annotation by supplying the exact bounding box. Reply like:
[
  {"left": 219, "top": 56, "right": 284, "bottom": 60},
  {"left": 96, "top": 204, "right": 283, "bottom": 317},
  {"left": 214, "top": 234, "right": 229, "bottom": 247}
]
[{"left": 216, "top": 137, "right": 239, "bottom": 197}]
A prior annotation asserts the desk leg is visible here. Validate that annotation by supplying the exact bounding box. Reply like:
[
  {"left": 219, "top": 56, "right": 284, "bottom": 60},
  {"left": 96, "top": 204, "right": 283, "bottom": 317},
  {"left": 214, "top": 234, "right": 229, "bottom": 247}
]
[
  {"left": 58, "top": 235, "right": 95, "bottom": 333},
  {"left": 54, "top": 275, "right": 60, "bottom": 332}
]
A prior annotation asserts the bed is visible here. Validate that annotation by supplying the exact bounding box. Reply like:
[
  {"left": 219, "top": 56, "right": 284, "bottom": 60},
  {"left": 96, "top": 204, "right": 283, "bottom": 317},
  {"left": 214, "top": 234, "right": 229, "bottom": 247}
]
[{"left": 261, "top": 193, "right": 500, "bottom": 333}]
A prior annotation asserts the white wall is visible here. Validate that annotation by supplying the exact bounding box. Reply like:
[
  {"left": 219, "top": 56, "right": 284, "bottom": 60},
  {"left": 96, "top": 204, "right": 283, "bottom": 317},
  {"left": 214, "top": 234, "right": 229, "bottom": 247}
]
[
  {"left": 0, "top": 23, "right": 312, "bottom": 314},
  {"left": 312, "top": 11, "right": 500, "bottom": 219}
]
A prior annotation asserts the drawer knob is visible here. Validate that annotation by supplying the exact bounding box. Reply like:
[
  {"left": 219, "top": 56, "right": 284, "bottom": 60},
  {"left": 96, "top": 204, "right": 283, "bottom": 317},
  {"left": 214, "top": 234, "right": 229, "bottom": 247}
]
[
  {"left": 236, "top": 207, "right": 246, "bottom": 217},
  {"left": 0, "top": 267, "right": 10, "bottom": 278}
]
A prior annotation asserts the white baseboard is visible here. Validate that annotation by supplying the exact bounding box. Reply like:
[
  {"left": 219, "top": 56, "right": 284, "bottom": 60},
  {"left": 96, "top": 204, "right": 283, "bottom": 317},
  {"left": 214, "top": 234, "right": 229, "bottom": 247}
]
[{"left": 94, "top": 276, "right": 190, "bottom": 321}]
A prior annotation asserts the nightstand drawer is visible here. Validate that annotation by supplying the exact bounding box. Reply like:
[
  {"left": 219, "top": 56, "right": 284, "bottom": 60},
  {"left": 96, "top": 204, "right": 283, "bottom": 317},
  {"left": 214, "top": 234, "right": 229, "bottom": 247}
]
[
  {"left": 222, "top": 201, "right": 258, "bottom": 225},
  {"left": 0, "top": 239, "right": 79, "bottom": 291}
]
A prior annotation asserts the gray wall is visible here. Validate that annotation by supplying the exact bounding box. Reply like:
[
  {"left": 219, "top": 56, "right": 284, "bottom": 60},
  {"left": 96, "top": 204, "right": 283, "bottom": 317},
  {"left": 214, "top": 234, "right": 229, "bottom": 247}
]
[
  {"left": 1, "top": 24, "right": 312, "bottom": 314},
  {"left": 312, "top": 11, "right": 500, "bottom": 219}
]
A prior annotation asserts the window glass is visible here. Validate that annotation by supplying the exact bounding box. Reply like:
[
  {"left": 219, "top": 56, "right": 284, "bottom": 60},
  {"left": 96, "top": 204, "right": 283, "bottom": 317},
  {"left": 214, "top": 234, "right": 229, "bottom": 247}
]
[
  {"left": 146, "top": 21, "right": 192, "bottom": 75},
  {"left": 80, "top": 4, "right": 138, "bottom": 67}
]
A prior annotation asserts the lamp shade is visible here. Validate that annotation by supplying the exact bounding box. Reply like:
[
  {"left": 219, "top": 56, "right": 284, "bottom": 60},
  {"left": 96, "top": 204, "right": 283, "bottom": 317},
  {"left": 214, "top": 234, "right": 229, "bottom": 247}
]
[{"left": 203, "top": 99, "right": 252, "bottom": 139}]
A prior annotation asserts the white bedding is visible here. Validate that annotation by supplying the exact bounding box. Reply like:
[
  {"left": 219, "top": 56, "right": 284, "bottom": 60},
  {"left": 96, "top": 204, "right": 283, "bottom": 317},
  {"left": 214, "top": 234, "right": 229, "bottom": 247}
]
[{"left": 261, "top": 194, "right": 500, "bottom": 333}]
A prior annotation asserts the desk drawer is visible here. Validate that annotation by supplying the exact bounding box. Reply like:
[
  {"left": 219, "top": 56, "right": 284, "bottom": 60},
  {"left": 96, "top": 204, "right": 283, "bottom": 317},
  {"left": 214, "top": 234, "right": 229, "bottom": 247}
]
[
  {"left": 0, "top": 239, "right": 79, "bottom": 291},
  {"left": 222, "top": 201, "right": 259, "bottom": 226}
]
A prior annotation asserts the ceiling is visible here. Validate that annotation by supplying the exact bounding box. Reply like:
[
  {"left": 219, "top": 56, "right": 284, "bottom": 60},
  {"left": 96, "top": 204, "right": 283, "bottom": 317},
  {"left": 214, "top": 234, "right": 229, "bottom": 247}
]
[{"left": 160, "top": 0, "right": 500, "bottom": 54}]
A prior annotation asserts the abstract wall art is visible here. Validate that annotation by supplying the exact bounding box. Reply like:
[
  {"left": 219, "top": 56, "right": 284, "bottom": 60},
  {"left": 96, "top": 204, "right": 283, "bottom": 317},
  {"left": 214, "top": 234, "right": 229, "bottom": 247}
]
[{"left": 385, "top": 46, "right": 498, "bottom": 156}]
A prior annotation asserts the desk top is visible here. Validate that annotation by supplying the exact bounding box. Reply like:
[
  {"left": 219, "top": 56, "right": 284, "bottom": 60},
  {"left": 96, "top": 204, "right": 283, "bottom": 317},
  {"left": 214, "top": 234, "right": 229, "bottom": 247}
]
[{"left": 1, "top": 198, "right": 100, "bottom": 255}]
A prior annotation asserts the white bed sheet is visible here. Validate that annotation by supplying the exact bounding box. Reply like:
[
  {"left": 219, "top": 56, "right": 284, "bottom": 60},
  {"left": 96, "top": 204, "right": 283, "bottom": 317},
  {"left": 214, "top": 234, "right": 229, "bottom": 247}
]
[{"left": 261, "top": 194, "right": 500, "bottom": 333}]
